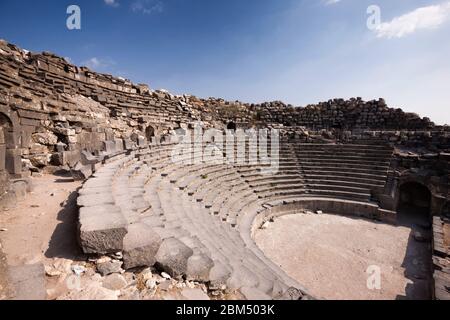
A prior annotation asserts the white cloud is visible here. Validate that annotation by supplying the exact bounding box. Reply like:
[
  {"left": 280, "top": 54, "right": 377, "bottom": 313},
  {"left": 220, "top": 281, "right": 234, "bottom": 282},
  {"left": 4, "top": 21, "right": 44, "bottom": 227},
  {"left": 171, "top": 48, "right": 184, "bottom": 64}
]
[
  {"left": 375, "top": 1, "right": 450, "bottom": 39},
  {"left": 82, "top": 57, "right": 116, "bottom": 70},
  {"left": 131, "top": 0, "right": 163, "bottom": 15},
  {"left": 104, "top": 0, "right": 119, "bottom": 7},
  {"left": 325, "top": 0, "right": 341, "bottom": 6}
]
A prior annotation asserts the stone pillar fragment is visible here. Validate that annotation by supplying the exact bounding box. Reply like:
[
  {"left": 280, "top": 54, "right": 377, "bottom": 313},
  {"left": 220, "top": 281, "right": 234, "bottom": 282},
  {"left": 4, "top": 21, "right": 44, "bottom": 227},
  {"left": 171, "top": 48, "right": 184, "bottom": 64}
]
[{"left": 5, "top": 148, "right": 21, "bottom": 174}]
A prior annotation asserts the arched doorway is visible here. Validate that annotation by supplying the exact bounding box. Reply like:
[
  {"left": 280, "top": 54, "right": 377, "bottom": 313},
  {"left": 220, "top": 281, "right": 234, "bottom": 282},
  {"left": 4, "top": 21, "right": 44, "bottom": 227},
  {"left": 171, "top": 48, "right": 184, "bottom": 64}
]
[
  {"left": 397, "top": 182, "right": 432, "bottom": 226},
  {"left": 145, "top": 126, "right": 155, "bottom": 142},
  {"left": 227, "top": 121, "right": 237, "bottom": 131}
]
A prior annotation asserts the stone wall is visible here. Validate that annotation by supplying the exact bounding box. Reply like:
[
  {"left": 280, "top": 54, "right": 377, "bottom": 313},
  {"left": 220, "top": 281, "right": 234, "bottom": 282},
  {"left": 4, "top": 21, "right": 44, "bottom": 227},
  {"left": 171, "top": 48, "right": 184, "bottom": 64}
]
[
  {"left": 253, "top": 98, "right": 435, "bottom": 130},
  {"left": 0, "top": 39, "right": 448, "bottom": 204}
]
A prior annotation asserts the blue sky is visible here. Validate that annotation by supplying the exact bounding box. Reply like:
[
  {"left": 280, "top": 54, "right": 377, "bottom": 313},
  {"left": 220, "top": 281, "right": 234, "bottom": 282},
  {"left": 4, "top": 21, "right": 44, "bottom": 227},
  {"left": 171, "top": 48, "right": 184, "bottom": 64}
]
[{"left": 1, "top": 0, "right": 450, "bottom": 124}]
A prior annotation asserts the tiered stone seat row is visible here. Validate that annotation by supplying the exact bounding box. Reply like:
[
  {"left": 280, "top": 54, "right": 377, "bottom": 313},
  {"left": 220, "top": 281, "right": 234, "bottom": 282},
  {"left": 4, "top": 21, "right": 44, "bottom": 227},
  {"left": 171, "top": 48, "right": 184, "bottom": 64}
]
[{"left": 77, "top": 141, "right": 394, "bottom": 300}]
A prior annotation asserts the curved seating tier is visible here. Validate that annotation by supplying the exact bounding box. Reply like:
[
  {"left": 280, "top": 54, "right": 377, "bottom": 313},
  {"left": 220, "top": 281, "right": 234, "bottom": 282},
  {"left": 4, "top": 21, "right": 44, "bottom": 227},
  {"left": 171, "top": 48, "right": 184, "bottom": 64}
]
[{"left": 77, "top": 141, "right": 394, "bottom": 300}]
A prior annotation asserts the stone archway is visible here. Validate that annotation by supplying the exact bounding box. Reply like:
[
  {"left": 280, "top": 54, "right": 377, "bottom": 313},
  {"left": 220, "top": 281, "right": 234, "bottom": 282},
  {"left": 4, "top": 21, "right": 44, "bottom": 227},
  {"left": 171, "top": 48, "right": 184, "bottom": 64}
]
[
  {"left": 145, "top": 125, "right": 156, "bottom": 142},
  {"left": 397, "top": 181, "right": 432, "bottom": 226}
]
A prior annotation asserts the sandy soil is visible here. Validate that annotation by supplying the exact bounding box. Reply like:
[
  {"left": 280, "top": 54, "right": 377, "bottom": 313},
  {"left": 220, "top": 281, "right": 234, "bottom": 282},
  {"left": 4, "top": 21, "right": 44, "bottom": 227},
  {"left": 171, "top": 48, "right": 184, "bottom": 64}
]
[
  {"left": 0, "top": 173, "right": 82, "bottom": 267},
  {"left": 255, "top": 213, "right": 432, "bottom": 300}
]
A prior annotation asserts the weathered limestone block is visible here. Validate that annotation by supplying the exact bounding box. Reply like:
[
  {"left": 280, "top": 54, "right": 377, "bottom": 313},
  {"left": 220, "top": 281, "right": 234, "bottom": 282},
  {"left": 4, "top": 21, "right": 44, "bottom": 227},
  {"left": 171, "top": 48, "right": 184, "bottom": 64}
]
[
  {"left": 29, "top": 154, "right": 49, "bottom": 167},
  {"left": 123, "top": 139, "right": 135, "bottom": 150},
  {"left": 137, "top": 136, "right": 147, "bottom": 147},
  {"left": 29, "top": 143, "right": 48, "bottom": 155},
  {"left": 208, "top": 262, "right": 232, "bottom": 290},
  {"left": 81, "top": 150, "right": 102, "bottom": 165},
  {"left": 122, "top": 223, "right": 162, "bottom": 270},
  {"left": 227, "top": 267, "right": 260, "bottom": 291},
  {"left": 77, "top": 192, "right": 114, "bottom": 207},
  {"left": 32, "top": 131, "right": 58, "bottom": 146},
  {"left": 71, "top": 162, "right": 93, "bottom": 181},
  {"left": 103, "top": 140, "right": 116, "bottom": 154},
  {"left": 155, "top": 238, "right": 193, "bottom": 278},
  {"left": 96, "top": 260, "right": 123, "bottom": 276},
  {"left": 114, "top": 139, "right": 124, "bottom": 152},
  {"left": 78, "top": 205, "right": 128, "bottom": 254},
  {"left": 186, "top": 254, "right": 214, "bottom": 282}
]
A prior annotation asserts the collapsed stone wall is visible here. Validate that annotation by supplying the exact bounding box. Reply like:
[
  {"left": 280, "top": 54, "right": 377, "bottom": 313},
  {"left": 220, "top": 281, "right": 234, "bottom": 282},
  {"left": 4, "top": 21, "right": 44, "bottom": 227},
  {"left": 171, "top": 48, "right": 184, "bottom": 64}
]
[{"left": 253, "top": 99, "right": 435, "bottom": 130}]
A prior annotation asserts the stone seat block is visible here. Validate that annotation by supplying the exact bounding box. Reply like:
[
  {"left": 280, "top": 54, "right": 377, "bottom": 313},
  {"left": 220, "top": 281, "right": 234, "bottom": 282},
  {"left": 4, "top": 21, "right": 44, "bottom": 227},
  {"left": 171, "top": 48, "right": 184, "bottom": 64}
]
[{"left": 78, "top": 205, "right": 127, "bottom": 254}]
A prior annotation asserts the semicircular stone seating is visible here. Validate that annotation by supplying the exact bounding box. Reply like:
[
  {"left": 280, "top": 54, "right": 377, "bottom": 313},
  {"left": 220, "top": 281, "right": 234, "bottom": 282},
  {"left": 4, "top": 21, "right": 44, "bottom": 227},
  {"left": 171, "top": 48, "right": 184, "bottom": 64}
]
[{"left": 77, "top": 137, "right": 394, "bottom": 300}]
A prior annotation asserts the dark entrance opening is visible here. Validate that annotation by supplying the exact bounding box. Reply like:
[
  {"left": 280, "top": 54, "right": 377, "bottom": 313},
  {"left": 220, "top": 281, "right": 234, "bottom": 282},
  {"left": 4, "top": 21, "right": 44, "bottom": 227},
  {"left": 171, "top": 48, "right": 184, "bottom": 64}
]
[
  {"left": 227, "top": 122, "right": 236, "bottom": 131},
  {"left": 442, "top": 202, "right": 450, "bottom": 219},
  {"left": 396, "top": 182, "right": 433, "bottom": 300},
  {"left": 145, "top": 126, "right": 155, "bottom": 142},
  {"left": 397, "top": 182, "right": 431, "bottom": 227}
]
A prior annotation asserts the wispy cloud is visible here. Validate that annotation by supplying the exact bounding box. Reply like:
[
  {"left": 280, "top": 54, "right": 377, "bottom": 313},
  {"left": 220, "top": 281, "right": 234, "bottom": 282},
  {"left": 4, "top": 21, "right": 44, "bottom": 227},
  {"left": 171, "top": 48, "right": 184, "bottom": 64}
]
[
  {"left": 104, "top": 0, "right": 119, "bottom": 7},
  {"left": 131, "top": 0, "right": 163, "bottom": 15},
  {"left": 82, "top": 57, "right": 116, "bottom": 70},
  {"left": 325, "top": 0, "right": 341, "bottom": 6},
  {"left": 375, "top": 1, "right": 450, "bottom": 39}
]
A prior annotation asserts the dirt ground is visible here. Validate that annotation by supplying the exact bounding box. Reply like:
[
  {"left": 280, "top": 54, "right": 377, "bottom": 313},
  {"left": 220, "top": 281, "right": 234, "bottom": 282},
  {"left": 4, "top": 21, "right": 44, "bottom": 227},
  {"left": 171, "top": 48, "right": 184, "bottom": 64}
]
[
  {"left": 0, "top": 173, "right": 82, "bottom": 267},
  {"left": 0, "top": 173, "right": 83, "bottom": 299},
  {"left": 0, "top": 174, "right": 233, "bottom": 300},
  {"left": 255, "top": 212, "right": 432, "bottom": 300}
]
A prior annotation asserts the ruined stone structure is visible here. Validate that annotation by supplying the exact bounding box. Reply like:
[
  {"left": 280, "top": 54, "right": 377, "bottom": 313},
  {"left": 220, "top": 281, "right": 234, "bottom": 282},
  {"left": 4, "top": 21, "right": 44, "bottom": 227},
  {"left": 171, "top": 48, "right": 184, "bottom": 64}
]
[{"left": 0, "top": 40, "right": 449, "bottom": 300}]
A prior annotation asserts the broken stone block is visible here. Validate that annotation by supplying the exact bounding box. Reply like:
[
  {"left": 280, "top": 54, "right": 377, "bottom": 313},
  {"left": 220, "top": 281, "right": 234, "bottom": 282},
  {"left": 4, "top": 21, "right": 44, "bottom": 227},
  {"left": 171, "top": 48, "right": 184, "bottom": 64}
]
[
  {"left": 227, "top": 267, "right": 259, "bottom": 290},
  {"left": 70, "top": 162, "right": 93, "bottom": 181},
  {"left": 208, "top": 262, "right": 231, "bottom": 291},
  {"left": 122, "top": 223, "right": 162, "bottom": 270},
  {"left": 155, "top": 238, "right": 193, "bottom": 278},
  {"left": 186, "top": 254, "right": 214, "bottom": 282},
  {"left": 77, "top": 193, "right": 114, "bottom": 207},
  {"left": 32, "top": 131, "right": 58, "bottom": 146},
  {"left": 78, "top": 205, "right": 128, "bottom": 254},
  {"left": 103, "top": 140, "right": 116, "bottom": 154},
  {"left": 29, "top": 154, "right": 49, "bottom": 167},
  {"left": 96, "top": 260, "right": 123, "bottom": 276},
  {"left": 114, "top": 139, "right": 124, "bottom": 152},
  {"left": 123, "top": 139, "right": 135, "bottom": 150},
  {"left": 81, "top": 150, "right": 101, "bottom": 165}
]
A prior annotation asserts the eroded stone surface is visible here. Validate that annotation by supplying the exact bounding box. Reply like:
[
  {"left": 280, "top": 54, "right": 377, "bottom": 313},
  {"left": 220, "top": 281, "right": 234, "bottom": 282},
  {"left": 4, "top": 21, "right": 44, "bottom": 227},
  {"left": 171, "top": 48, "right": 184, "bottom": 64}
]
[
  {"left": 122, "top": 223, "right": 162, "bottom": 270},
  {"left": 155, "top": 238, "right": 194, "bottom": 278}
]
